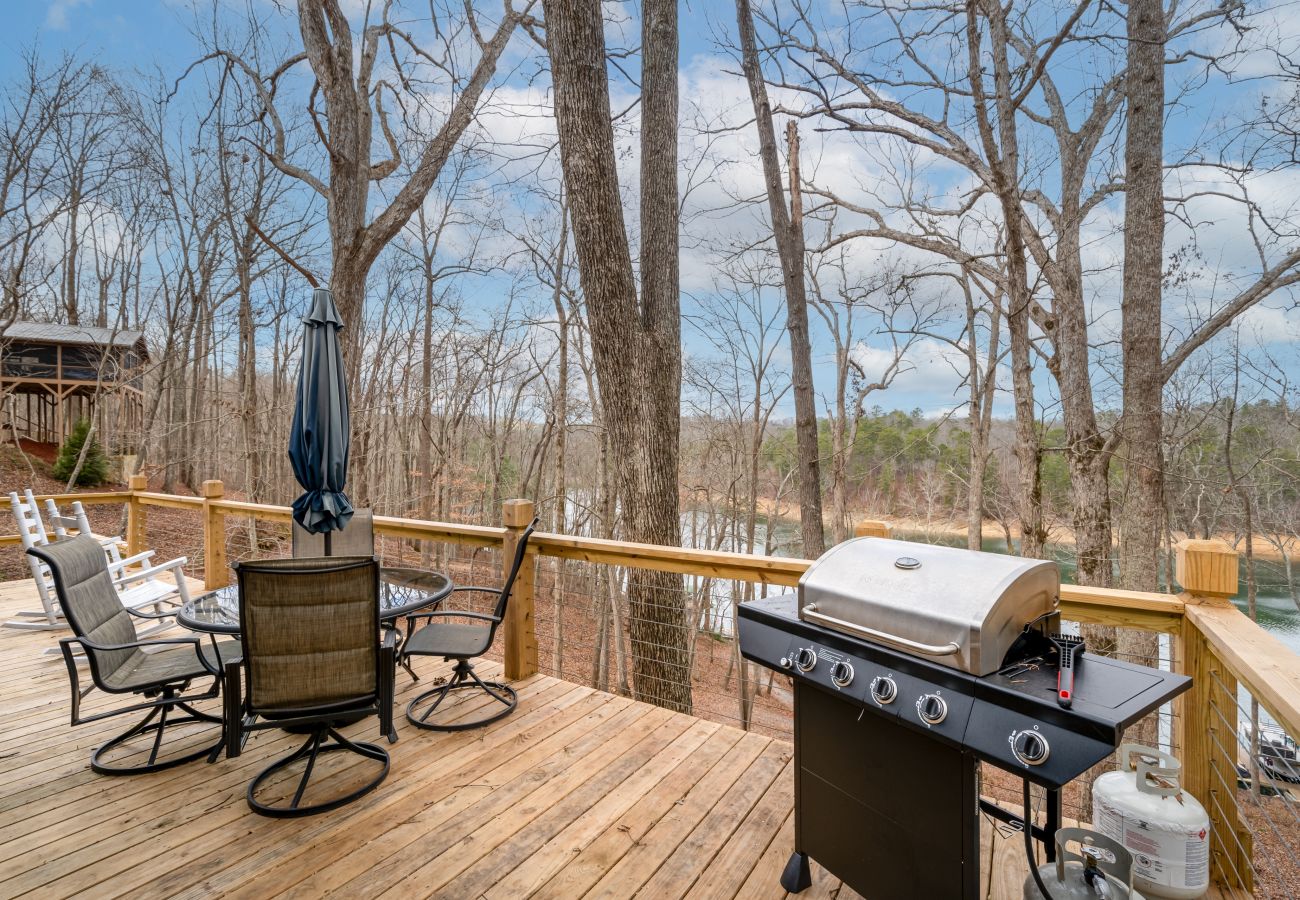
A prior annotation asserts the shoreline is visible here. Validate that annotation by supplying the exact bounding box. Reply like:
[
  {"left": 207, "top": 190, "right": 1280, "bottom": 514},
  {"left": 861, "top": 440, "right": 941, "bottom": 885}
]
[{"left": 750, "top": 497, "right": 1298, "bottom": 564}]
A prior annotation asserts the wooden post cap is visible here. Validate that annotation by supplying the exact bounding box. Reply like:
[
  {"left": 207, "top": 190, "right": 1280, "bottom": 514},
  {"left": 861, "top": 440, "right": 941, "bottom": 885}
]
[
  {"left": 127, "top": 473, "right": 147, "bottom": 491},
  {"left": 201, "top": 479, "right": 225, "bottom": 499},
  {"left": 1175, "top": 539, "right": 1238, "bottom": 599},
  {"left": 502, "top": 498, "right": 535, "bottom": 529},
  {"left": 854, "top": 520, "right": 893, "bottom": 539}
]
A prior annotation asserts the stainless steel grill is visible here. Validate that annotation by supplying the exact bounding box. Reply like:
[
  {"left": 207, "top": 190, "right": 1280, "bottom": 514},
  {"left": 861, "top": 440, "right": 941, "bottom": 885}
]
[
  {"left": 797, "top": 536, "right": 1060, "bottom": 676},
  {"left": 740, "top": 538, "right": 1191, "bottom": 899}
]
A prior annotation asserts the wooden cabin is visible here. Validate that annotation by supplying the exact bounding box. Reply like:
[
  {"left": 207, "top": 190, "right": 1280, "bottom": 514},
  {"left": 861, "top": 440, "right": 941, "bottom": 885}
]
[{"left": 0, "top": 321, "right": 147, "bottom": 455}]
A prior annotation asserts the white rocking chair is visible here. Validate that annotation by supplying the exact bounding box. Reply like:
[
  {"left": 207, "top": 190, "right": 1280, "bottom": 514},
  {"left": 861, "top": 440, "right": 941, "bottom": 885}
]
[{"left": 4, "top": 490, "right": 190, "bottom": 638}]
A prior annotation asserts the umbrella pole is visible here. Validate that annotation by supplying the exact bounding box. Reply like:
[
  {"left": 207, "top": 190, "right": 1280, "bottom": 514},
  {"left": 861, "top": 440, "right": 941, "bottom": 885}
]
[{"left": 325, "top": 530, "right": 332, "bottom": 557}]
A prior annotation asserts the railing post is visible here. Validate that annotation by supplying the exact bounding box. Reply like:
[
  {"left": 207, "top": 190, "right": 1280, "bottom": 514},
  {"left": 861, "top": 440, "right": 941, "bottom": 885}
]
[
  {"left": 854, "top": 520, "right": 892, "bottom": 539},
  {"left": 126, "top": 473, "right": 147, "bottom": 558},
  {"left": 202, "top": 480, "right": 228, "bottom": 591},
  {"left": 501, "top": 498, "right": 537, "bottom": 681},
  {"left": 1175, "top": 539, "right": 1252, "bottom": 892}
]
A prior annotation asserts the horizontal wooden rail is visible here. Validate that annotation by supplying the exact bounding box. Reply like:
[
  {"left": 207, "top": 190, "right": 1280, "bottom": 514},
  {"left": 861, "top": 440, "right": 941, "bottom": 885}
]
[
  {"left": 209, "top": 498, "right": 293, "bottom": 523},
  {"left": 134, "top": 492, "right": 205, "bottom": 510},
  {"left": 1186, "top": 600, "right": 1300, "bottom": 740},
  {"left": 204, "top": 497, "right": 507, "bottom": 547},
  {"left": 374, "top": 514, "right": 504, "bottom": 549},
  {"left": 1058, "top": 584, "right": 1185, "bottom": 634},
  {"left": 529, "top": 532, "right": 810, "bottom": 586},
  {"left": 0, "top": 490, "right": 130, "bottom": 510}
]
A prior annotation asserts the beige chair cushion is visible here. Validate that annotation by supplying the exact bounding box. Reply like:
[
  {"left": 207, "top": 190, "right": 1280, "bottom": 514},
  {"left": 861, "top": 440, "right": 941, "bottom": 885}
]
[{"left": 238, "top": 556, "right": 379, "bottom": 711}]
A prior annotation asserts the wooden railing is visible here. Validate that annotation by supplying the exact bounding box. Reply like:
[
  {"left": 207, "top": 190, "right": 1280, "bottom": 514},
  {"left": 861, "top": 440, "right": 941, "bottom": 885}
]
[{"left": 6, "top": 481, "right": 1298, "bottom": 892}]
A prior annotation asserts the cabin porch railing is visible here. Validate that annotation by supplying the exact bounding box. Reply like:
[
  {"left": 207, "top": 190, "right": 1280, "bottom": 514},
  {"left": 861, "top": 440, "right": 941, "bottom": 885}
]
[{"left": 3, "top": 482, "right": 1298, "bottom": 894}]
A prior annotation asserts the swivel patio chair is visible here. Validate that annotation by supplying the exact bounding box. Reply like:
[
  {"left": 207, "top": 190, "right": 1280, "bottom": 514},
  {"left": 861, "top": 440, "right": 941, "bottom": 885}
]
[
  {"left": 402, "top": 517, "right": 538, "bottom": 731},
  {"left": 27, "top": 536, "right": 237, "bottom": 775},
  {"left": 226, "top": 555, "right": 396, "bottom": 818},
  {"left": 291, "top": 509, "right": 374, "bottom": 558}
]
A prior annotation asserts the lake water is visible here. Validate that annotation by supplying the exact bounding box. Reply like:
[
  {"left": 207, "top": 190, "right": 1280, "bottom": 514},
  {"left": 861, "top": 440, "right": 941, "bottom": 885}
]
[{"left": 888, "top": 528, "right": 1300, "bottom": 657}]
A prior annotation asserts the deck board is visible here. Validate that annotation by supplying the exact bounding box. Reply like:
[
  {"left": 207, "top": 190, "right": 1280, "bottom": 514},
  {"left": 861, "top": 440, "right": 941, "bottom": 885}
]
[{"left": 0, "top": 576, "right": 1217, "bottom": 899}]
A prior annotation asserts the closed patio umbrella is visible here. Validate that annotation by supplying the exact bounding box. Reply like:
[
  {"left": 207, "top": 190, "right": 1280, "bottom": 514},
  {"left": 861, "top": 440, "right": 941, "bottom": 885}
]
[{"left": 288, "top": 287, "right": 353, "bottom": 552}]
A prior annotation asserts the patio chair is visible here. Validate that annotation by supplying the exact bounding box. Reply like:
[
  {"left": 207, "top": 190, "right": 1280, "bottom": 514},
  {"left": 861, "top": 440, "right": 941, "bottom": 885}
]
[
  {"left": 401, "top": 517, "right": 538, "bottom": 731},
  {"left": 291, "top": 509, "right": 374, "bottom": 558},
  {"left": 4, "top": 489, "right": 189, "bottom": 635},
  {"left": 225, "top": 555, "right": 396, "bottom": 817},
  {"left": 27, "top": 536, "right": 237, "bottom": 775}
]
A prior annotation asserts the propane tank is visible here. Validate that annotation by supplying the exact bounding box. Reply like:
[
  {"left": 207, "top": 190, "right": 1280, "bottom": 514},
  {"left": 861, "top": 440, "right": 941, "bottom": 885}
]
[
  {"left": 1023, "top": 827, "right": 1146, "bottom": 899},
  {"left": 1092, "top": 744, "right": 1210, "bottom": 899}
]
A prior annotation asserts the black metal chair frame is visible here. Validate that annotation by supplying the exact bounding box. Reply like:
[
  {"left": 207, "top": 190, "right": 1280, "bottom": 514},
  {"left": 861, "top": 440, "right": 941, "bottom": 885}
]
[
  {"left": 28, "top": 540, "right": 227, "bottom": 776},
  {"left": 226, "top": 556, "right": 397, "bottom": 818},
  {"left": 401, "top": 518, "right": 538, "bottom": 731}
]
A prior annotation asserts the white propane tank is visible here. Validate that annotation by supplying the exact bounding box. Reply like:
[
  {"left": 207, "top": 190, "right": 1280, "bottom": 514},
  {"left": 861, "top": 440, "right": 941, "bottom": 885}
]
[
  {"left": 1092, "top": 744, "right": 1210, "bottom": 899},
  {"left": 1023, "top": 827, "right": 1146, "bottom": 899}
]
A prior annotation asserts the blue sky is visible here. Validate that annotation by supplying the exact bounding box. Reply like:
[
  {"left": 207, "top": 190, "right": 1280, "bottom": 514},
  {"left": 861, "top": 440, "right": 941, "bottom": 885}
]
[
  {"left": 6, "top": 0, "right": 1300, "bottom": 424},
  {"left": 2, "top": 1, "right": 194, "bottom": 67}
]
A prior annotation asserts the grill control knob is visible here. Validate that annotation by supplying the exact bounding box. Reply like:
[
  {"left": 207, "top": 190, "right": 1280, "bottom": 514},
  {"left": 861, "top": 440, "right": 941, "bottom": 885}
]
[
  {"left": 917, "top": 693, "right": 948, "bottom": 725},
  {"left": 830, "top": 661, "right": 854, "bottom": 688},
  {"left": 870, "top": 676, "right": 897, "bottom": 705},
  {"left": 779, "top": 657, "right": 791, "bottom": 669},
  {"left": 1011, "top": 730, "right": 1050, "bottom": 766},
  {"left": 794, "top": 647, "right": 817, "bottom": 672}
]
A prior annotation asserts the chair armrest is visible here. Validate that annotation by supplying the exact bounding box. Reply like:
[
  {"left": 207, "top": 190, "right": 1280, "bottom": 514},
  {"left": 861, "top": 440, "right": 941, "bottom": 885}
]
[
  {"left": 72, "top": 633, "right": 223, "bottom": 677},
  {"left": 113, "top": 557, "right": 188, "bottom": 587},
  {"left": 406, "top": 610, "right": 500, "bottom": 625},
  {"left": 449, "top": 585, "right": 501, "bottom": 596},
  {"left": 381, "top": 628, "right": 397, "bottom": 649},
  {"left": 126, "top": 605, "right": 178, "bottom": 620},
  {"left": 65, "top": 634, "right": 202, "bottom": 654},
  {"left": 107, "top": 550, "right": 156, "bottom": 572}
]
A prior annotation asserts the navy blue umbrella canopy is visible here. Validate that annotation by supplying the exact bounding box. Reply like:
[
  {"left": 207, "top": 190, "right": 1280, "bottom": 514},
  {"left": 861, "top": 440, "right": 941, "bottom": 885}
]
[{"left": 289, "top": 287, "right": 354, "bottom": 540}]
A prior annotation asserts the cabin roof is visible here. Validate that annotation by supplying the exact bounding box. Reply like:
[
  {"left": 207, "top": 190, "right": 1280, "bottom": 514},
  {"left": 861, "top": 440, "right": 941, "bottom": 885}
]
[{"left": 1, "top": 321, "right": 149, "bottom": 361}]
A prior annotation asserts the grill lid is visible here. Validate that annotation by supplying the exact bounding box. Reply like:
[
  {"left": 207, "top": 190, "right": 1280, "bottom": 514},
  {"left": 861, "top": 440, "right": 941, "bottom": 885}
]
[{"left": 798, "top": 537, "right": 1059, "bottom": 676}]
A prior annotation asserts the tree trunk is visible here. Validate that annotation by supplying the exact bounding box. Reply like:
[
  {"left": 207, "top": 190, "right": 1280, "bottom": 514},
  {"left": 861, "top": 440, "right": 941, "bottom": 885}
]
[
  {"left": 545, "top": 0, "right": 690, "bottom": 712},
  {"left": 967, "top": 420, "right": 986, "bottom": 553},
  {"left": 551, "top": 214, "right": 570, "bottom": 678},
  {"left": 1118, "top": 0, "right": 1166, "bottom": 592},
  {"left": 1114, "top": 0, "right": 1167, "bottom": 720},
  {"left": 289, "top": 0, "right": 519, "bottom": 363},
  {"left": 736, "top": 0, "right": 825, "bottom": 556},
  {"left": 966, "top": 2, "right": 1044, "bottom": 560},
  {"left": 63, "top": 177, "right": 81, "bottom": 325}
]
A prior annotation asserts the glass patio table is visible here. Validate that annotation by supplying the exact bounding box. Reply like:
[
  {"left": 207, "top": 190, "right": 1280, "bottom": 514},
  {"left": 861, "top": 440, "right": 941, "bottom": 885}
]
[{"left": 178, "top": 566, "right": 453, "bottom": 679}]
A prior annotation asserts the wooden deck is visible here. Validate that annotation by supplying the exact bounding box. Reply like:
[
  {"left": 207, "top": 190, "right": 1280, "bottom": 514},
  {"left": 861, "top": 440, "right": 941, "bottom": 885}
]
[{"left": 0, "top": 576, "right": 1085, "bottom": 899}]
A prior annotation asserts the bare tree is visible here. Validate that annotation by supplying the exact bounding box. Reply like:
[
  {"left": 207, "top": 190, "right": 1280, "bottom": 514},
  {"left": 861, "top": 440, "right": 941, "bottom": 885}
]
[
  {"left": 806, "top": 247, "right": 926, "bottom": 542},
  {"left": 905, "top": 267, "right": 1006, "bottom": 551},
  {"left": 762, "top": 0, "right": 1292, "bottom": 587},
  {"left": 685, "top": 264, "right": 790, "bottom": 727},
  {"left": 735, "top": 0, "right": 825, "bottom": 555},
  {"left": 189, "top": 0, "right": 530, "bottom": 351},
  {"left": 543, "top": 0, "right": 691, "bottom": 712},
  {"left": 1117, "top": 0, "right": 1167, "bottom": 592}
]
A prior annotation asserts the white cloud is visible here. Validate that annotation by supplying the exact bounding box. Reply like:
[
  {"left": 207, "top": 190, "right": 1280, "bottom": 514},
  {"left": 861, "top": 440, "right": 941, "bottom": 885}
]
[
  {"left": 848, "top": 337, "right": 974, "bottom": 407},
  {"left": 45, "top": 0, "right": 91, "bottom": 30}
]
